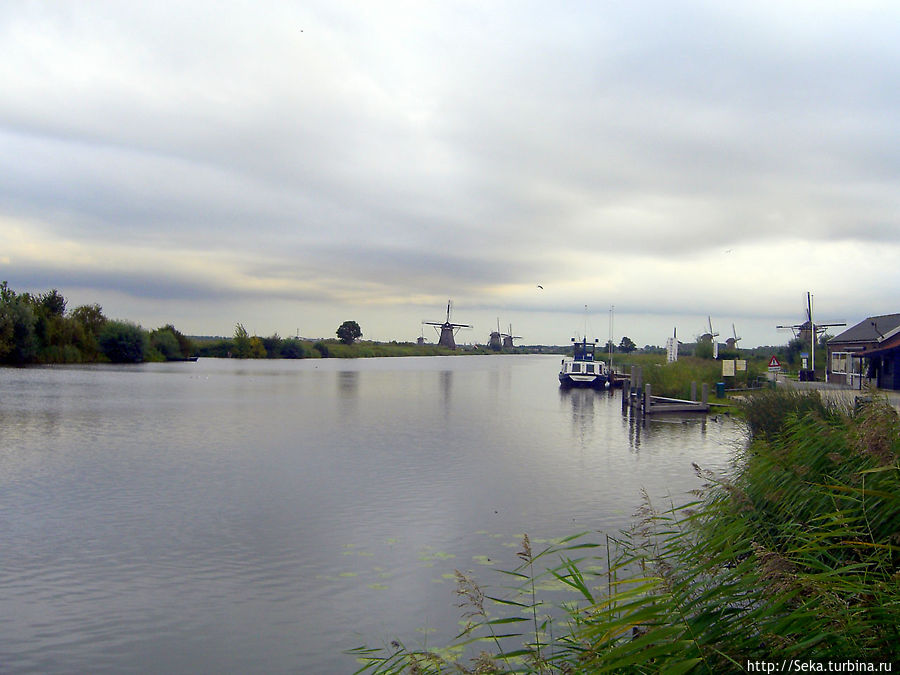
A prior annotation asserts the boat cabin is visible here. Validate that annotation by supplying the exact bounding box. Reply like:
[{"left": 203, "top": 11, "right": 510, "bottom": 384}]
[{"left": 572, "top": 337, "right": 598, "bottom": 361}]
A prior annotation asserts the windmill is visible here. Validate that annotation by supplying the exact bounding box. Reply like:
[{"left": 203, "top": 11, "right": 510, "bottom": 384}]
[
  {"left": 423, "top": 300, "right": 472, "bottom": 350},
  {"left": 726, "top": 323, "right": 742, "bottom": 350},
  {"left": 777, "top": 292, "right": 845, "bottom": 374},
  {"left": 701, "top": 316, "right": 720, "bottom": 359},
  {"left": 489, "top": 318, "right": 503, "bottom": 351},
  {"left": 502, "top": 324, "right": 521, "bottom": 349}
]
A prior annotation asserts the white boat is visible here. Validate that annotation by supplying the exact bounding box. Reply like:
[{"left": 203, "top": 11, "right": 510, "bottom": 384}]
[{"left": 558, "top": 336, "right": 610, "bottom": 388}]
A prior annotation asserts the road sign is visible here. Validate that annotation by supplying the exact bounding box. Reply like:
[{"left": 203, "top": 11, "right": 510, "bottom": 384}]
[{"left": 768, "top": 356, "right": 781, "bottom": 371}]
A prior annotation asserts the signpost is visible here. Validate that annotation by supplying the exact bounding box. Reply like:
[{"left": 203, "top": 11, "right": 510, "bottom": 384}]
[{"left": 768, "top": 356, "right": 781, "bottom": 371}]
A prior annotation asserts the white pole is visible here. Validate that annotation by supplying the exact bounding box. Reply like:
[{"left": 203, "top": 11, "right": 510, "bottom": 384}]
[
  {"left": 608, "top": 305, "right": 614, "bottom": 365},
  {"left": 809, "top": 292, "right": 815, "bottom": 376}
]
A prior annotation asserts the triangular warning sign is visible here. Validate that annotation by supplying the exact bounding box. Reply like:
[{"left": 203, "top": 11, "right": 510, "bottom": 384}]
[{"left": 768, "top": 356, "right": 781, "bottom": 368}]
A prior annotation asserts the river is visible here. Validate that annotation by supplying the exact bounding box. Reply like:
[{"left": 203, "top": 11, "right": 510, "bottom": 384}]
[{"left": 0, "top": 355, "right": 744, "bottom": 673}]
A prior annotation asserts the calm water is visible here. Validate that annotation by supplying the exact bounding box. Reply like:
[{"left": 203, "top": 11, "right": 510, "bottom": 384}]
[{"left": 0, "top": 355, "right": 744, "bottom": 673}]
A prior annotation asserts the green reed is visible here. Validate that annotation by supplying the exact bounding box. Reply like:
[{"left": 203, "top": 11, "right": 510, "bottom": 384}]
[{"left": 349, "top": 391, "right": 900, "bottom": 673}]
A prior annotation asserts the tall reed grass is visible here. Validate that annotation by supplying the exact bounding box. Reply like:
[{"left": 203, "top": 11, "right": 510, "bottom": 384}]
[{"left": 349, "top": 390, "right": 900, "bottom": 672}]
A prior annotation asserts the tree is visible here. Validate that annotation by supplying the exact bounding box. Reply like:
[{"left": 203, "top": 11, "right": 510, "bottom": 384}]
[
  {"left": 98, "top": 320, "right": 149, "bottom": 363},
  {"left": 280, "top": 338, "right": 307, "bottom": 359},
  {"left": 618, "top": 336, "right": 636, "bottom": 353},
  {"left": 69, "top": 304, "right": 107, "bottom": 360},
  {"left": 232, "top": 323, "right": 251, "bottom": 358},
  {"left": 150, "top": 327, "right": 183, "bottom": 360},
  {"left": 261, "top": 333, "right": 283, "bottom": 358},
  {"left": 786, "top": 336, "right": 805, "bottom": 366},
  {"left": 336, "top": 320, "right": 362, "bottom": 345},
  {"left": 0, "top": 282, "right": 38, "bottom": 364},
  {"left": 160, "top": 324, "right": 194, "bottom": 358},
  {"left": 39, "top": 289, "right": 67, "bottom": 317},
  {"left": 249, "top": 336, "right": 267, "bottom": 358}
]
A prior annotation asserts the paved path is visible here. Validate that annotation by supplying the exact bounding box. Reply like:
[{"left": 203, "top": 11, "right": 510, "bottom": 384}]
[{"left": 774, "top": 374, "right": 900, "bottom": 412}]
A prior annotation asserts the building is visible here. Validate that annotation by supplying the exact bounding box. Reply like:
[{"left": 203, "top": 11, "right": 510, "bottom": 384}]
[{"left": 827, "top": 314, "right": 900, "bottom": 390}]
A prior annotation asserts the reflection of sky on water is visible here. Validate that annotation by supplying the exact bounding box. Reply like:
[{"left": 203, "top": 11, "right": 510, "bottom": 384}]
[{"left": 0, "top": 356, "right": 746, "bottom": 672}]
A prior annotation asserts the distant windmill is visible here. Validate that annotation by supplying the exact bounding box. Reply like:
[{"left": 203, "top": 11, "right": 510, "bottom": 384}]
[
  {"left": 777, "top": 292, "right": 844, "bottom": 343},
  {"left": 502, "top": 324, "right": 521, "bottom": 349},
  {"left": 726, "top": 323, "right": 742, "bottom": 350},
  {"left": 489, "top": 318, "right": 503, "bottom": 351},
  {"left": 701, "top": 316, "right": 720, "bottom": 359},
  {"left": 423, "top": 300, "right": 472, "bottom": 350},
  {"left": 777, "top": 292, "right": 845, "bottom": 373}
]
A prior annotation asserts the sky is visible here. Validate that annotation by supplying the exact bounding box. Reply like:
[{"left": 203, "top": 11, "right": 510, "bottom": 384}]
[{"left": 1, "top": 1, "right": 898, "bottom": 348}]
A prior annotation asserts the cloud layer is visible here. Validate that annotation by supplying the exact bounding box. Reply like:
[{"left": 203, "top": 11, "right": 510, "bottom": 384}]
[{"left": 2, "top": 1, "right": 898, "bottom": 345}]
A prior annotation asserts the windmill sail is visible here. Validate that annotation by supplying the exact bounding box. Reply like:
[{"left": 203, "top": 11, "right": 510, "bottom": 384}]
[{"left": 423, "top": 300, "right": 472, "bottom": 349}]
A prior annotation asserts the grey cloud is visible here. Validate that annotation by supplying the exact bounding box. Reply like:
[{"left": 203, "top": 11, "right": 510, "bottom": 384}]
[{"left": 1, "top": 1, "right": 899, "bottom": 344}]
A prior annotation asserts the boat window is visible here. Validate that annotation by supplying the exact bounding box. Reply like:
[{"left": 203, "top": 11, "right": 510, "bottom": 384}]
[
  {"left": 572, "top": 363, "right": 581, "bottom": 373},
  {"left": 585, "top": 364, "right": 594, "bottom": 373}
]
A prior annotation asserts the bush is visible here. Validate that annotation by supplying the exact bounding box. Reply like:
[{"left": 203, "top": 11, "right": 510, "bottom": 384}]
[
  {"left": 280, "top": 338, "right": 308, "bottom": 359},
  {"left": 99, "top": 320, "right": 149, "bottom": 363},
  {"left": 737, "top": 388, "right": 844, "bottom": 440},
  {"left": 150, "top": 328, "right": 183, "bottom": 360}
]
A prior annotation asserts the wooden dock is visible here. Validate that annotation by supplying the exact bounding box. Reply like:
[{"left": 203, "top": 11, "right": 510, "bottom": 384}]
[{"left": 622, "top": 366, "right": 710, "bottom": 415}]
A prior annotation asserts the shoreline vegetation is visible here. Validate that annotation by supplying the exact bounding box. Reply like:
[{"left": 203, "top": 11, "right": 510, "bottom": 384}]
[
  {"left": 3, "top": 282, "right": 813, "bottom": 400},
  {"left": 350, "top": 389, "right": 900, "bottom": 673}
]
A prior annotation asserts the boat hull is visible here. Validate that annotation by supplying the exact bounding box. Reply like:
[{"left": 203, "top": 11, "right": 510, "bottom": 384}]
[{"left": 558, "top": 372, "right": 608, "bottom": 389}]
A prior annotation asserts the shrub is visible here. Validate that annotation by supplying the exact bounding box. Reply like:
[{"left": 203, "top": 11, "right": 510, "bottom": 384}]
[
  {"left": 99, "top": 320, "right": 149, "bottom": 363},
  {"left": 150, "top": 328, "right": 183, "bottom": 360}
]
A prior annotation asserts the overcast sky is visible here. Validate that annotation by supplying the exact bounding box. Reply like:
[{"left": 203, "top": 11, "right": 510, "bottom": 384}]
[{"left": 1, "top": 1, "right": 898, "bottom": 347}]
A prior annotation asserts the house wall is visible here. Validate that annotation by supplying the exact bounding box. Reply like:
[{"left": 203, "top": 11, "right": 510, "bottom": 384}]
[
  {"left": 828, "top": 350, "right": 864, "bottom": 387},
  {"left": 880, "top": 352, "right": 900, "bottom": 391}
]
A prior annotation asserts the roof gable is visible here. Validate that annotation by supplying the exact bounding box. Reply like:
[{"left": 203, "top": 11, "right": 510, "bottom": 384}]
[{"left": 829, "top": 313, "right": 900, "bottom": 345}]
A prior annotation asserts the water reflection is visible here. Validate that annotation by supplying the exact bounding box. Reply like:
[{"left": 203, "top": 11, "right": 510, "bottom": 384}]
[
  {"left": 0, "top": 357, "right": 744, "bottom": 673},
  {"left": 439, "top": 370, "right": 453, "bottom": 414},
  {"left": 620, "top": 404, "right": 715, "bottom": 451},
  {"left": 559, "top": 387, "right": 599, "bottom": 449}
]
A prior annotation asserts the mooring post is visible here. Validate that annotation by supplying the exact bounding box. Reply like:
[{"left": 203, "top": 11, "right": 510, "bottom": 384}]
[
  {"left": 645, "top": 382, "right": 652, "bottom": 413},
  {"left": 701, "top": 383, "right": 708, "bottom": 405},
  {"left": 691, "top": 381, "right": 697, "bottom": 402}
]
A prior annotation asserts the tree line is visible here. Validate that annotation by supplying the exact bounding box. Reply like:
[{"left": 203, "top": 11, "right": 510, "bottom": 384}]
[
  {"left": 0, "top": 282, "right": 193, "bottom": 365},
  {"left": 0, "top": 282, "right": 373, "bottom": 365}
]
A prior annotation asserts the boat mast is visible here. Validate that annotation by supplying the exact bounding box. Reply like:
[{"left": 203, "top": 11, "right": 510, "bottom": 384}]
[{"left": 608, "top": 305, "right": 614, "bottom": 367}]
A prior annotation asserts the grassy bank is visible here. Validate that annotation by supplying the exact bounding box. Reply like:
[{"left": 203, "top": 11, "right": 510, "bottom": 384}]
[
  {"left": 193, "top": 336, "right": 531, "bottom": 359},
  {"left": 350, "top": 390, "right": 900, "bottom": 672},
  {"left": 610, "top": 353, "right": 768, "bottom": 402}
]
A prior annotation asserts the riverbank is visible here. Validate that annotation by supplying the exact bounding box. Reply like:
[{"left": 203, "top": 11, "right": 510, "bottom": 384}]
[
  {"left": 352, "top": 389, "right": 900, "bottom": 672},
  {"left": 775, "top": 372, "right": 900, "bottom": 412}
]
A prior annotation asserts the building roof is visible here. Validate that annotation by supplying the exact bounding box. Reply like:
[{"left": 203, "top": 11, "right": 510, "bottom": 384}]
[
  {"left": 829, "top": 313, "right": 900, "bottom": 347},
  {"left": 852, "top": 331, "right": 900, "bottom": 358}
]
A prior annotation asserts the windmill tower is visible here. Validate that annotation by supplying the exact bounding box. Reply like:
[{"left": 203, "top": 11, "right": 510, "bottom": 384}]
[
  {"left": 502, "top": 324, "right": 521, "bottom": 349},
  {"left": 701, "top": 316, "right": 720, "bottom": 359},
  {"left": 423, "top": 300, "right": 472, "bottom": 350},
  {"left": 489, "top": 318, "right": 503, "bottom": 351},
  {"left": 726, "top": 324, "right": 742, "bottom": 350}
]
